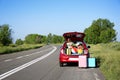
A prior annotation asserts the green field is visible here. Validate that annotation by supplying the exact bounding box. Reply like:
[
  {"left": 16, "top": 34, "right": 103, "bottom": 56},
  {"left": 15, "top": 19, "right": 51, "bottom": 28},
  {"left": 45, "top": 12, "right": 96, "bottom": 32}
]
[
  {"left": 89, "top": 42, "right": 120, "bottom": 80},
  {"left": 0, "top": 44, "right": 44, "bottom": 54}
]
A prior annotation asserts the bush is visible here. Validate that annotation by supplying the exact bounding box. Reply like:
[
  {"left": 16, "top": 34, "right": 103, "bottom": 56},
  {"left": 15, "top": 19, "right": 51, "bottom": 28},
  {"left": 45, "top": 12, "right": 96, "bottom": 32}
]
[
  {"left": 15, "top": 39, "right": 24, "bottom": 45},
  {"left": 25, "top": 34, "right": 41, "bottom": 44},
  {"left": 0, "top": 43, "right": 3, "bottom": 47},
  {"left": 9, "top": 44, "right": 17, "bottom": 47},
  {"left": 0, "top": 44, "right": 44, "bottom": 54}
]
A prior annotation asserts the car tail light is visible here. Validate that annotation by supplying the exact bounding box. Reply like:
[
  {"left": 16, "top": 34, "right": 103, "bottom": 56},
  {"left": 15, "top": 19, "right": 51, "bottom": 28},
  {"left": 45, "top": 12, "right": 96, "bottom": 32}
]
[
  {"left": 60, "top": 49, "right": 69, "bottom": 59},
  {"left": 60, "top": 49, "right": 64, "bottom": 54},
  {"left": 84, "top": 50, "right": 88, "bottom": 54},
  {"left": 61, "top": 54, "right": 69, "bottom": 59}
]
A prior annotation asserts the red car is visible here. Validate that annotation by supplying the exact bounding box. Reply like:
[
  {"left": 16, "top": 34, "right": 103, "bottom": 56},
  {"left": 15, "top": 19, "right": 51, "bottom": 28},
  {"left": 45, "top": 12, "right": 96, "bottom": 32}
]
[{"left": 59, "top": 32, "right": 90, "bottom": 67}]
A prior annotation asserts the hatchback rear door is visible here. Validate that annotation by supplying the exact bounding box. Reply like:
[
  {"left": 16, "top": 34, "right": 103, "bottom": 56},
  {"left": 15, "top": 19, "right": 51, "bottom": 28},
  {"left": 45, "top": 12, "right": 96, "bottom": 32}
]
[{"left": 63, "top": 32, "right": 85, "bottom": 42}]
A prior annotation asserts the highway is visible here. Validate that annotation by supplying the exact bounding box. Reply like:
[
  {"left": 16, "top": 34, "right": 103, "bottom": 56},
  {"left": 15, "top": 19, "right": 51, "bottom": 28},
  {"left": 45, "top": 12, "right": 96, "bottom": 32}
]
[{"left": 0, "top": 45, "right": 105, "bottom": 80}]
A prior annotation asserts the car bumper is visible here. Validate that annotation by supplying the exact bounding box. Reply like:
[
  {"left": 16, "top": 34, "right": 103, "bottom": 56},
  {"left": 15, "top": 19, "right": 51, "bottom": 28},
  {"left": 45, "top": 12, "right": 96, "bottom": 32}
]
[{"left": 60, "top": 57, "right": 79, "bottom": 63}]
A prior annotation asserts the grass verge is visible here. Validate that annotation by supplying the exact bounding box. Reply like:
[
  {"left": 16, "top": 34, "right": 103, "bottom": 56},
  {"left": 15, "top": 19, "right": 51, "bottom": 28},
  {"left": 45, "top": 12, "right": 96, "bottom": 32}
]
[
  {"left": 0, "top": 44, "right": 44, "bottom": 54},
  {"left": 89, "top": 42, "right": 120, "bottom": 80}
]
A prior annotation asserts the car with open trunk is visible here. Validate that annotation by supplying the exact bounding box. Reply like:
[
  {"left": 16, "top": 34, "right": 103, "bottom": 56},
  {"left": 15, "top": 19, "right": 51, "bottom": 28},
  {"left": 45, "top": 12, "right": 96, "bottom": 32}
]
[{"left": 59, "top": 32, "right": 90, "bottom": 67}]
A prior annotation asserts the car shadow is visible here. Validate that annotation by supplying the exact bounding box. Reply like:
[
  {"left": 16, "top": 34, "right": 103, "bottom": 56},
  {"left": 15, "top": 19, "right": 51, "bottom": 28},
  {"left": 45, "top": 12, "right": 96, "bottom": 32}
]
[{"left": 64, "top": 63, "right": 78, "bottom": 67}]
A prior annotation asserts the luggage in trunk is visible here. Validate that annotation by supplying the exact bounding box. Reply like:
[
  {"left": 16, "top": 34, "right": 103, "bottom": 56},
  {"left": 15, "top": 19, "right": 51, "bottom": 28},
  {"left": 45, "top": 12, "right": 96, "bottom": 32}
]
[{"left": 66, "top": 48, "right": 71, "bottom": 55}]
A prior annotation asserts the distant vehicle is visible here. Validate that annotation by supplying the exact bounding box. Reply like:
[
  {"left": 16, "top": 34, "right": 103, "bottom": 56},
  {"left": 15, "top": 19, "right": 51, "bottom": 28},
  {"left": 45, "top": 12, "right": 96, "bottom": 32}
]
[{"left": 59, "top": 32, "right": 90, "bottom": 67}]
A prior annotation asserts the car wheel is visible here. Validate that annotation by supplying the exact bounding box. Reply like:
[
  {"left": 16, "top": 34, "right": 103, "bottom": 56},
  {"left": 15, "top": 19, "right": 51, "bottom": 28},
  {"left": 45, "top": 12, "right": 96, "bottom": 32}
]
[{"left": 59, "top": 62, "right": 64, "bottom": 67}]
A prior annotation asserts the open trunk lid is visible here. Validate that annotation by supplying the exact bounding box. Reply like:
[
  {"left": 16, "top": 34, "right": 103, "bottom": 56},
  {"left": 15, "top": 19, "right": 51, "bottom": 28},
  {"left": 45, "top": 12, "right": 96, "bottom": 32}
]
[{"left": 63, "top": 32, "right": 85, "bottom": 41}]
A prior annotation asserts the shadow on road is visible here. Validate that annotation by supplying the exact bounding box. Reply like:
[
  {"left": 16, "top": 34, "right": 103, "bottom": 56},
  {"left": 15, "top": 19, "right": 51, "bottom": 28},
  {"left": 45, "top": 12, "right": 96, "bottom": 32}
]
[{"left": 62, "top": 62, "right": 78, "bottom": 67}]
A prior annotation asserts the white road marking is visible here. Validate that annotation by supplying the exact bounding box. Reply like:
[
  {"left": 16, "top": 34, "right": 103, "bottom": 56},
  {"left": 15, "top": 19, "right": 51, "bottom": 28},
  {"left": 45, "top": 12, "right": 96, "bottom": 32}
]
[
  {"left": 34, "top": 51, "right": 41, "bottom": 54},
  {"left": 22, "top": 48, "right": 52, "bottom": 57},
  {"left": 16, "top": 56, "right": 24, "bottom": 59},
  {"left": 4, "top": 59, "right": 13, "bottom": 62},
  {"left": 0, "top": 46, "right": 57, "bottom": 80},
  {"left": 94, "top": 72, "right": 100, "bottom": 80},
  {"left": 24, "top": 55, "right": 30, "bottom": 57},
  {"left": 3, "top": 47, "right": 53, "bottom": 63}
]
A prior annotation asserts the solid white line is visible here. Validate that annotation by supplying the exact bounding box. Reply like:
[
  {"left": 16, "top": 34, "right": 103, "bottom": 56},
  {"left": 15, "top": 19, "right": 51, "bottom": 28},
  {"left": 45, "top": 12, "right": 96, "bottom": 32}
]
[
  {"left": 0, "top": 46, "right": 57, "bottom": 80},
  {"left": 4, "top": 59, "right": 13, "bottom": 62}
]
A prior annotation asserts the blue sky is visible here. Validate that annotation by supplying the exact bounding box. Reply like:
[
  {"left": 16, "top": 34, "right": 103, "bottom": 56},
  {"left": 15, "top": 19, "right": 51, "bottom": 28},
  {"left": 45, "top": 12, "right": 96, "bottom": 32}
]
[{"left": 0, "top": 0, "right": 120, "bottom": 42}]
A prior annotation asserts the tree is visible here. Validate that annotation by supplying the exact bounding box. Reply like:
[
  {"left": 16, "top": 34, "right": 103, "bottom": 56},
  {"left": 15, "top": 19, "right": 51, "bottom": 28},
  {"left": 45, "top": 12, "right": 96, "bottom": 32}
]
[
  {"left": 46, "top": 33, "right": 64, "bottom": 44},
  {"left": 40, "top": 35, "right": 47, "bottom": 43},
  {"left": 52, "top": 34, "right": 64, "bottom": 43},
  {"left": 25, "top": 34, "right": 41, "bottom": 44},
  {"left": 84, "top": 18, "right": 116, "bottom": 44},
  {"left": 47, "top": 33, "right": 53, "bottom": 44},
  {"left": 15, "top": 39, "right": 23, "bottom": 45},
  {"left": 24, "top": 33, "right": 64, "bottom": 44},
  {"left": 0, "top": 24, "right": 13, "bottom": 46}
]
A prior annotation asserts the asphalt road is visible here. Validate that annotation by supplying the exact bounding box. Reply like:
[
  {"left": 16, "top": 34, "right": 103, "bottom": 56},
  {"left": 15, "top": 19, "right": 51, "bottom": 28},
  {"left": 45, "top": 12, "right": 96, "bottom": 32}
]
[{"left": 0, "top": 45, "right": 105, "bottom": 80}]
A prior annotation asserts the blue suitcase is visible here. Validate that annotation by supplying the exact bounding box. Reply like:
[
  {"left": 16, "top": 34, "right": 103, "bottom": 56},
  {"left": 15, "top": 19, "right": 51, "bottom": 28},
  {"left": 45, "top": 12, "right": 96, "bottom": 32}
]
[{"left": 88, "top": 58, "right": 96, "bottom": 67}]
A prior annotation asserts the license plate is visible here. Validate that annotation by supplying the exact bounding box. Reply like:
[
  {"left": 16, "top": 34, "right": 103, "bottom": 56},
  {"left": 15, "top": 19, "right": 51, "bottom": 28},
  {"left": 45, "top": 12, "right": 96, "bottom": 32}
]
[{"left": 69, "top": 58, "right": 78, "bottom": 60}]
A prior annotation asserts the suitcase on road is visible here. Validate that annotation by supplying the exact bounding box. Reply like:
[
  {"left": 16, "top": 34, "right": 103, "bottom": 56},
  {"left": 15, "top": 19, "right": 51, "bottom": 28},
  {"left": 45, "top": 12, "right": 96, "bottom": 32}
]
[
  {"left": 88, "top": 58, "right": 96, "bottom": 67},
  {"left": 78, "top": 55, "right": 87, "bottom": 68}
]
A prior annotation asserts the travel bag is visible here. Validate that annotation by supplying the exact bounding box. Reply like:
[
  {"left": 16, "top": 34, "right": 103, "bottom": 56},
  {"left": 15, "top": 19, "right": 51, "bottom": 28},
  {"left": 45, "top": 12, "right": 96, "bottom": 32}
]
[
  {"left": 66, "top": 48, "right": 71, "bottom": 55},
  {"left": 88, "top": 57, "right": 96, "bottom": 67},
  {"left": 78, "top": 55, "right": 87, "bottom": 68}
]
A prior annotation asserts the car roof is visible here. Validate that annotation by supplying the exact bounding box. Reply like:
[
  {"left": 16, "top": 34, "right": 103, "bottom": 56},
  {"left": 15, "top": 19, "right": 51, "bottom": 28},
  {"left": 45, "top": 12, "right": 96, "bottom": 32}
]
[{"left": 63, "top": 32, "right": 85, "bottom": 41}]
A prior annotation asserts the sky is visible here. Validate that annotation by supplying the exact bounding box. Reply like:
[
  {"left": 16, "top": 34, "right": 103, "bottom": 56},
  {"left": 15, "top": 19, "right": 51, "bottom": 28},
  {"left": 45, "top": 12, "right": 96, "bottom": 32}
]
[{"left": 0, "top": 0, "right": 120, "bottom": 42}]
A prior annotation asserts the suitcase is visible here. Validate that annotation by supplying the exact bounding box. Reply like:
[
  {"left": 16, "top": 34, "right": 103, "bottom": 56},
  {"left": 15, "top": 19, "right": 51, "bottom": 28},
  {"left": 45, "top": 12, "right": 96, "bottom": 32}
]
[
  {"left": 88, "top": 58, "right": 96, "bottom": 67},
  {"left": 78, "top": 55, "right": 87, "bottom": 68},
  {"left": 66, "top": 48, "right": 71, "bottom": 55}
]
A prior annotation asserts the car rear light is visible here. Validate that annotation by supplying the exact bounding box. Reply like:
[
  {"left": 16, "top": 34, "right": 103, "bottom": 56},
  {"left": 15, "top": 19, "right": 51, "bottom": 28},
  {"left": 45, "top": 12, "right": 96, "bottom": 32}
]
[
  {"left": 84, "top": 50, "right": 88, "bottom": 54},
  {"left": 60, "top": 49, "right": 64, "bottom": 54},
  {"left": 60, "top": 49, "right": 69, "bottom": 59},
  {"left": 61, "top": 54, "right": 69, "bottom": 59},
  {"left": 63, "top": 55, "right": 69, "bottom": 59}
]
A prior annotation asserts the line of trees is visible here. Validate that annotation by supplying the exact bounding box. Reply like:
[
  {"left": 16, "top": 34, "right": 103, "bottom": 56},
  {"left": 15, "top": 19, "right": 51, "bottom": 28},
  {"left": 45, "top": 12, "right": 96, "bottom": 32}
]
[
  {"left": 0, "top": 18, "right": 117, "bottom": 46},
  {"left": 0, "top": 25, "right": 64, "bottom": 46},
  {"left": 23, "top": 33, "right": 64, "bottom": 44},
  {"left": 15, "top": 33, "right": 64, "bottom": 45}
]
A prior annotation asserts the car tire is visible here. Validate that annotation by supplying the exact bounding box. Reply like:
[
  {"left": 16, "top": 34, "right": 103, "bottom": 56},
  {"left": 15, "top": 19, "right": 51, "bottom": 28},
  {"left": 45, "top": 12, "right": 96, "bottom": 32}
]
[{"left": 59, "top": 62, "right": 64, "bottom": 67}]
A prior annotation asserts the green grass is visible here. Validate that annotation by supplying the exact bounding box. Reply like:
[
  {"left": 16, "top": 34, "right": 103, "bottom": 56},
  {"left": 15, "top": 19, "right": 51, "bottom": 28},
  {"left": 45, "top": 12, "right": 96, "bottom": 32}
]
[
  {"left": 0, "top": 44, "right": 44, "bottom": 54},
  {"left": 89, "top": 42, "right": 120, "bottom": 80}
]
